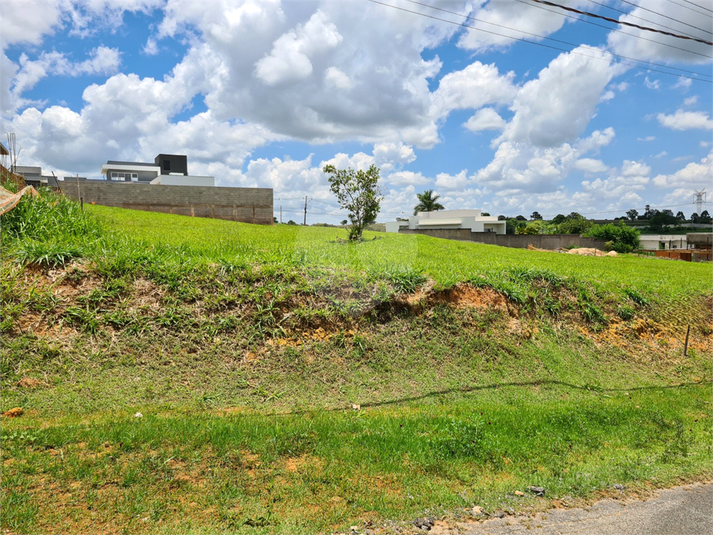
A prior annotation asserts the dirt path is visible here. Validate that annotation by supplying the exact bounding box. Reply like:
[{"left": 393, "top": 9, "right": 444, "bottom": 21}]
[{"left": 451, "top": 482, "right": 712, "bottom": 535}]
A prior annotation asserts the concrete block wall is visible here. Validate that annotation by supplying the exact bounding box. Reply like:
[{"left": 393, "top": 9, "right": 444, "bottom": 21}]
[
  {"left": 63, "top": 181, "right": 273, "bottom": 225},
  {"left": 399, "top": 228, "right": 607, "bottom": 250}
]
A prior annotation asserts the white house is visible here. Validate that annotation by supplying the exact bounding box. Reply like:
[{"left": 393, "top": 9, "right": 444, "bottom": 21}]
[
  {"left": 100, "top": 153, "right": 214, "bottom": 187},
  {"left": 638, "top": 235, "right": 687, "bottom": 250},
  {"left": 386, "top": 209, "right": 506, "bottom": 235}
]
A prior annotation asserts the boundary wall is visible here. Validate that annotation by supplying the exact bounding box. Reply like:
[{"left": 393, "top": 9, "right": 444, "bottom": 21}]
[
  {"left": 399, "top": 228, "right": 607, "bottom": 250},
  {"left": 63, "top": 181, "right": 273, "bottom": 225}
]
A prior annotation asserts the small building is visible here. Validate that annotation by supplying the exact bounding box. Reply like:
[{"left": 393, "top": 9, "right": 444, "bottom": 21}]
[
  {"left": 99, "top": 153, "right": 214, "bottom": 187},
  {"left": 13, "top": 166, "right": 59, "bottom": 188},
  {"left": 639, "top": 234, "right": 687, "bottom": 250},
  {"left": 386, "top": 209, "right": 506, "bottom": 235}
]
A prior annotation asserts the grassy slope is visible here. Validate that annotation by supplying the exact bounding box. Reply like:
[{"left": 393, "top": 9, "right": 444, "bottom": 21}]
[{"left": 2, "top": 205, "right": 711, "bottom": 534}]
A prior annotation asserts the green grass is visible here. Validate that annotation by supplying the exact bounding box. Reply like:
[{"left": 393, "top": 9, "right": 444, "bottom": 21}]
[
  {"left": 1, "top": 197, "right": 711, "bottom": 534},
  {"left": 3, "top": 384, "right": 710, "bottom": 534},
  {"left": 86, "top": 205, "right": 709, "bottom": 300}
]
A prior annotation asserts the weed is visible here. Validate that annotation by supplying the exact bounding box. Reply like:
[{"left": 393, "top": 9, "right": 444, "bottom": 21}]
[
  {"left": 64, "top": 306, "right": 100, "bottom": 333},
  {"left": 509, "top": 267, "right": 565, "bottom": 287},
  {"left": 1, "top": 188, "right": 100, "bottom": 243},
  {"left": 624, "top": 288, "right": 649, "bottom": 307},
  {"left": 617, "top": 305, "right": 635, "bottom": 321},
  {"left": 14, "top": 240, "right": 83, "bottom": 268},
  {"left": 581, "top": 302, "right": 606, "bottom": 324},
  {"left": 383, "top": 268, "right": 428, "bottom": 294}
]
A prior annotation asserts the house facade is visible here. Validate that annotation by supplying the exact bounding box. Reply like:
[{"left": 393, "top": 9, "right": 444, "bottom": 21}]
[
  {"left": 386, "top": 209, "right": 506, "bottom": 235},
  {"left": 638, "top": 235, "right": 688, "bottom": 250},
  {"left": 100, "top": 153, "right": 214, "bottom": 187}
]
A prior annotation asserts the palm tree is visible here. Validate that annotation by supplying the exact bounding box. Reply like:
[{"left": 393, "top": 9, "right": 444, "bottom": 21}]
[{"left": 413, "top": 190, "right": 445, "bottom": 215}]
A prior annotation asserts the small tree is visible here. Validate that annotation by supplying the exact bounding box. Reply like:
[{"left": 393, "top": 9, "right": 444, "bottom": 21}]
[
  {"left": 323, "top": 164, "right": 383, "bottom": 241},
  {"left": 700, "top": 210, "right": 712, "bottom": 224},
  {"left": 413, "top": 189, "right": 445, "bottom": 215},
  {"left": 626, "top": 209, "right": 638, "bottom": 221},
  {"left": 530, "top": 211, "right": 543, "bottom": 220}
]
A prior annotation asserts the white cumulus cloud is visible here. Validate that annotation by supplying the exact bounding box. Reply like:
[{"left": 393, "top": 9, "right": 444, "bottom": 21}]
[
  {"left": 464, "top": 108, "right": 506, "bottom": 132},
  {"left": 574, "top": 158, "right": 608, "bottom": 174},
  {"left": 657, "top": 110, "right": 713, "bottom": 131}
]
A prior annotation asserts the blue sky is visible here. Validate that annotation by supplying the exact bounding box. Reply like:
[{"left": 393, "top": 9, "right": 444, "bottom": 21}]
[{"left": 1, "top": 0, "right": 711, "bottom": 223}]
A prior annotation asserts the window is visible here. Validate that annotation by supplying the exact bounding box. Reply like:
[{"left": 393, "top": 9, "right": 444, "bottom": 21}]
[
  {"left": 163, "top": 160, "right": 170, "bottom": 171},
  {"left": 111, "top": 172, "right": 118, "bottom": 179}
]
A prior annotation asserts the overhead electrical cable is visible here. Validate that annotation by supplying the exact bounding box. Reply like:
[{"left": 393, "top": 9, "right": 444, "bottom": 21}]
[
  {"left": 408, "top": 0, "right": 712, "bottom": 62},
  {"left": 667, "top": 0, "right": 713, "bottom": 15},
  {"left": 646, "top": 0, "right": 713, "bottom": 18},
  {"left": 529, "top": 0, "right": 712, "bottom": 45},
  {"left": 380, "top": 0, "right": 712, "bottom": 82},
  {"left": 513, "top": 0, "right": 712, "bottom": 58},
  {"left": 581, "top": 0, "right": 706, "bottom": 40},
  {"left": 616, "top": 0, "right": 713, "bottom": 33}
]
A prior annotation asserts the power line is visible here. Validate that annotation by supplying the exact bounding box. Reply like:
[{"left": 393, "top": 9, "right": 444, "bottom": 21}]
[
  {"left": 513, "top": 0, "right": 712, "bottom": 60},
  {"left": 616, "top": 0, "right": 713, "bottom": 34},
  {"left": 667, "top": 0, "right": 713, "bottom": 15},
  {"left": 581, "top": 0, "right": 705, "bottom": 41},
  {"left": 373, "top": 0, "right": 713, "bottom": 83},
  {"left": 529, "top": 0, "right": 712, "bottom": 45},
  {"left": 406, "top": 0, "right": 712, "bottom": 71},
  {"left": 407, "top": 0, "right": 711, "bottom": 59}
]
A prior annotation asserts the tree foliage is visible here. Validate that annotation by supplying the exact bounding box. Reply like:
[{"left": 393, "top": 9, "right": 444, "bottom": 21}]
[
  {"left": 583, "top": 221, "right": 640, "bottom": 253},
  {"left": 647, "top": 210, "right": 678, "bottom": 231},
  {"left": 556, "top": 215, "right": 592, "bottom": 235},
  {"left": 516, "top": 220, "right": 555, "bottom": 235},
  {"left": 413, "top": 189, "right": 445, "bottom": 215},
  {"left": 323, "top": 164, "right": 383, "bottom": 241}
]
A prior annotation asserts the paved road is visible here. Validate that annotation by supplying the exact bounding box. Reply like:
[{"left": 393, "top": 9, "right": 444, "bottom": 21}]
[{"left": 459, "top": 482, "right": 712, "bottom": 535}]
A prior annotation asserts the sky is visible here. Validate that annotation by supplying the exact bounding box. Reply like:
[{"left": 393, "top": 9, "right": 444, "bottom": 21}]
[{"left": 1, "top": 0, "right": 712, "bottom": 224}]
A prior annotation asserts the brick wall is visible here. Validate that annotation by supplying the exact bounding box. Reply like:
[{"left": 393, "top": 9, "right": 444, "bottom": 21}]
[
  {"left": 398, "top": 228, "right": 607, "bottom": 250},
  {"left": 63, "top": 181, "right": 273, "bottom": 225}
]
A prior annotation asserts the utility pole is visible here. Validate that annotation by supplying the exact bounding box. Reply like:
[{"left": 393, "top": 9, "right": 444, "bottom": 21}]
[
  {"left": 280, "top": 205, "right": 282, "bottom": 224},
  {"left": 303, "top": 196, "right": 308, "bottom": 226}
]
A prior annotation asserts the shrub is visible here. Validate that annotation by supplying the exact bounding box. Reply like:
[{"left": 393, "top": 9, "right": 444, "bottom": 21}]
[{"left": 584, "top": 221, "right": 639, "bottom": 253}]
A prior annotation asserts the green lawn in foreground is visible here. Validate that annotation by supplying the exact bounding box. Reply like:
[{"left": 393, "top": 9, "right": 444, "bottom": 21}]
[
  {"left": 1, "top": 202, "right": 711, "bottom": 534},
  {"left": 3, "top": 384, "right": 710, "bottom": 535}
]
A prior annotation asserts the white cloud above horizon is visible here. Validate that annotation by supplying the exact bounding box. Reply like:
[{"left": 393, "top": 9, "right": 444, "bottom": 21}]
[{"left": 0, "top": 0, "right": 711, "bottom": 221}]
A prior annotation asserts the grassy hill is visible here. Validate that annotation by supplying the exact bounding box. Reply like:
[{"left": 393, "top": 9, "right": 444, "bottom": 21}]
[{"left": 2, "top": 195, "right": 711, "bottom": 534}]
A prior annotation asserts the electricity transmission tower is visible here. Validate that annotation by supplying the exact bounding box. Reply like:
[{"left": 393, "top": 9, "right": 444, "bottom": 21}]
[{"left": 693, "top": 189, "right": 706, "bottom": 215}]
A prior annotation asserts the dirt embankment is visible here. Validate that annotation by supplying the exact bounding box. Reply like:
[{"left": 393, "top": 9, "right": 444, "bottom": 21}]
[{"left": 7, "top": 263, "right": 712, "bottom": 362}]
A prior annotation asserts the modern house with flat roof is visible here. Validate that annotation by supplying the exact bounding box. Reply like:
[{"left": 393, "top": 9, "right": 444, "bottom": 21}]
[
  {"left": 638, "top": 235, "right": 687, "bottom": 250},
  {"left": 386, "top": 209, "right": 506, "bottom": 235},
  {"left": 99, "top": 153, "right": 214, "bottom": 187}
]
